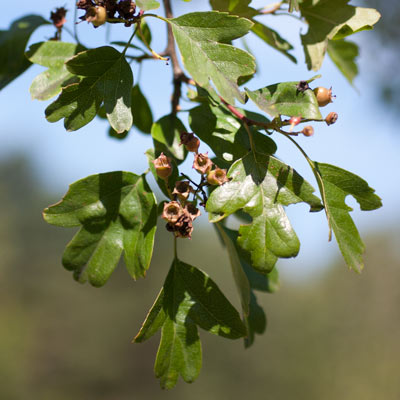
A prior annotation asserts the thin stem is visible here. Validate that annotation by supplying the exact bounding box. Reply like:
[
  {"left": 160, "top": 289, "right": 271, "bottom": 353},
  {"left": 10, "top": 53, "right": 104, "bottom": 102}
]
[
  {"left": 277, "top": 129, "right": 332, "bottom": 240},
  {"left": 173, "top": 236, "right": 178, "bottom": 259},
  {"left": 137, "top": 22, "right": 169, "bottom": 61},
  {"left": 122, "top": 25, "right": 139, "bottom": 55},
  {"left": 243, "top": 120, "right": 256, "bottom": 155}
]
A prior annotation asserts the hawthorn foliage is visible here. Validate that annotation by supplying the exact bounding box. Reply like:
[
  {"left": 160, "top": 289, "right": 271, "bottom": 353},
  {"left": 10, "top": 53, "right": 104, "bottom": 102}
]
[{"left": 1, "top": 0, "right": 382, "bottom": 389}]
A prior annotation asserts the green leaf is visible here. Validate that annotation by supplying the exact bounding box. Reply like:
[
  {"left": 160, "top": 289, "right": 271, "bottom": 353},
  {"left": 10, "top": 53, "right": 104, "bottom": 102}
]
[
  {"left": 26, "top": 41, "right": 83, "bottom": 101},
  {"left": 207, "top": 152, "right": 323, "bottom": 272},
  {"left": 251, "top": 22, "right": 296, "bottom": 63},
  {"left": 136, "top": 0, "right": 160, "bottom": 11},
  {"left": 132, "top": 84, "right": 153, "bottom": 133},
  {"left": 0, "top": 15, "right": 49, "bottom": 90},
  {"left": 246, "top": 80, "right": 323, "bottom": 120},
  {"left": 146, "top": 148, "right": 179, "bottom": 199},
  {"left": 133, "top": 259, "right": 246, "bottom": 388},
  {"left": 209, "top": 0, "right": 259, "bottom": 18},
  {"left": 314, "top": 162, "right": 382, "bottom": 272},
  {"left": 45, "top": 46, "right": 133, "bottom": 133},
  {"left": 300, "top": 0, "right": 380, "bottom": 71},
  {"left": 327, "top": 39, "right": 359, "bottom": 85},
  {"left": 169, "top": 11, "right": 255, "bottom": 104},
  {"left": 189, "top": 103, "right": 277, "bottom": 163},
  {"left": 216, "top": 225, "right": 270, "bottom": 347},
  {"left": 137, "top": 20, "right": 152, "bottom": 46},
  {"left": 43, "top": 172, "right": 157, "bottom": 286},
  {"left": 151, "top": 114, "right": 188, "bottom": 164}
]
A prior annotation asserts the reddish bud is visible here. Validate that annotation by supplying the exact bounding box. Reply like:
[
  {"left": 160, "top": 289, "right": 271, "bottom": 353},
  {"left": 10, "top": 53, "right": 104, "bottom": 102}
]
[
  {"left": 193, "top": 153, "right": 213, "bottom": 175},
  {"left": 325, "top": 112, "right": 338, "bottom": 126},
  {"left": 152, "top": 152, "right": 172, "bottom": 180}
]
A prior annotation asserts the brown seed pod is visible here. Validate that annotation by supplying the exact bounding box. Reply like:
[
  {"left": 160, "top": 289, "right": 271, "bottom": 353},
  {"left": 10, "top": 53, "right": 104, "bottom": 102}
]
[
  {"left": 193, "top": 153, "right": 213, "bottom": 175},
  {"left": 325, "top": 112, "right": 338, "bottom": 126},
  {"left": 172, "top": 181, "right": 193, "bottom": 202},
  {"left": 161, "top": 201, "right": 183, "bottom": 224},
  {"left": 180, "top": 132, "right": 200, "bottom": 153},
  {"left": 86, "top": 6, "right": 107, "bottom": 27},
  {"left": 313, "top": 87, "right": 334, "bottom": 107},
  {"left": 302, "top": 126, "right": 314, "bottom": 137}
]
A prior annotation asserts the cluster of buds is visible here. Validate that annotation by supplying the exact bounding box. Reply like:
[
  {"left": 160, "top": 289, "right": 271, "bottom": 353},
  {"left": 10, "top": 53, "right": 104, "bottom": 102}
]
[
  {"left": 193, "top": 153, "right": 228, "bottom": 186},
  {"left": 77, "top": 0, "right": 139, "bottom": 27}
]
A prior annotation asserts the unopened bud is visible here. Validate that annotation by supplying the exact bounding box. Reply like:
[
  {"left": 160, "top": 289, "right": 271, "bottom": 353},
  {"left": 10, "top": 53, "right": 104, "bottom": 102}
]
[
  {"left": 193, "top": 153, "right": 213, "bottom": 175},
  {"left": 302, "top": 125, "right": 314, "bottom": 137},
  {"left": 152, "top": 152, "right": 172, "bottom": 180},
  {"left": 207, "top": 168, "right": 229, "bottom": 186},
  {"left": 325, "top": 112, "right": 338, "bottom": 126},
  {"left": 161, "top": 201, "right": 183, "bottom": 224},
  {"left": 289, "top": 116, "right": 301, "bottom": 132},
  {"left": 180, "top": 132, "right": 200, "bottom": 153},
  {"left": 172, "top": 181, "right": 193, "bottom": 202}
]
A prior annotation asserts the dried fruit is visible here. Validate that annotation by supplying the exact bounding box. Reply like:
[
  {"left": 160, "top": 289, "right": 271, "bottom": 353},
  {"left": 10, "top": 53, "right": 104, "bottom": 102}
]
[
  {"left": 313, "top": 87, "right": 334, "bottom": 107},
  {"left": 172, "top": 181, "right": 193, "bottom": 202},
  {"left": 302, "top": 126, "right": 314, "bottom": 137},
  {"left": 180, "top": 132, "right": 200, "bottom": 153},
  {"left": 185, "top": 203, "right": 201, "bottom": 221},
  {"left": 207, "top": 168, "right": 229, "bottom": 186},
  {"left": 50, "top": 7, "right": 67, "bottom": 29},
  {"left": 86, "top": 6, "right": 107, "bottom": 27},
  {"left": 162, "top": 201, "right": 183, "bottom": 224},
  {"left": 152, "top": 152, "right": 173, "bottom": 180},
  {"left": 193, "top": 153, "right": 213, "bottom": 175},
  {"left": 325, "top": 112, "right": 338, "bottom": 126}
]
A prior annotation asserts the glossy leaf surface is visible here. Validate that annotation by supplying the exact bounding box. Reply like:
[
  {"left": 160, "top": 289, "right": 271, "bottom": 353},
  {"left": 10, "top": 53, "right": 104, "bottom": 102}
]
[
  {"left": 0, "top": 15, "right": 48, "bottom": 90},
  {"left": 315, "top": 162, "right": 382, "bottom": 272},
  {"left": 169, "top": 11, "right": 255, "bottom": 104},
  {"left": 43, "top": 172, "right": 157, "bottom": 286},
  {"left": 207, "top": 152, "right": 323, "bottom": 272},
  {"left": 246, "top": 80, "right": 323, "bottom": 119},
  {"left": 151, "top": 114, "right": 187, "bottom": 164},
  {"left": 46, "top": 46, "right": 133, "bottom": 133},
  {"left": 189, "top": 103, "right": 276, "bottom": 163},
  {"left": 300, "top": 0, "right": 380, "bottom": 71},
  {"left": 134, "top": 259, "right": 246, "bottom": 388},
  {"left": 26, "top": 41, "right": 83, "bottom": 101}
]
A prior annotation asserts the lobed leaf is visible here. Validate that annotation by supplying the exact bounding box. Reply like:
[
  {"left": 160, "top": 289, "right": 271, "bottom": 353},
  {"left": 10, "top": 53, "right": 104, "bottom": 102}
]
[
  {"left": 0, "top": 15, "right": 49, "bottom": 90},
  {"left": 207, "top": 152, "right": 323, "bottom": 272},
  {"left": 245, "top": 80, "right": 323, "bottom": 119},
  {"left": 300, "top": 0, "right": 380, "bottom": 71},
  {"left": 169, "top": 11, "right": 255, "bottom": 104},
  {"left": 26, "top": 41, "right": 84, "bottom": 101},
  {"left": 133, "top": 259, "right": 246, "bottom": 388},
  {"left": 45, "top": 46, "right": 133, "bottom": 133},
  {"left": 315, "top": 162, "right": 382, "bottom": 272},
  {"left": 43, "top": 172, "right": 157, "bottom": 286}
]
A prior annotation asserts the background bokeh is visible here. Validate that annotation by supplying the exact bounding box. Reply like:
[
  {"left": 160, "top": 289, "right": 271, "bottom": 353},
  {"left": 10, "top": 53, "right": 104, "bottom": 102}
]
[{"left": 1, "top": 1, "right": 399, "bottom": 398}]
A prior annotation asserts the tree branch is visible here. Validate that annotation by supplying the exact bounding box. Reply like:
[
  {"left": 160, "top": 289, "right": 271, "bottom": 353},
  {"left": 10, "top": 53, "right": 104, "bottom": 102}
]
[{"left": 163, "top": 0, "right": 189, "bottom": 114}]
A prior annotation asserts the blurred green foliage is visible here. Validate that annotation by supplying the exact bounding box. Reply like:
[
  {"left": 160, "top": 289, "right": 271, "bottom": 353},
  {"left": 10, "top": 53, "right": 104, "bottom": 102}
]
[{"left": 0, "top": 156, "right": 399, "bottom": 399}]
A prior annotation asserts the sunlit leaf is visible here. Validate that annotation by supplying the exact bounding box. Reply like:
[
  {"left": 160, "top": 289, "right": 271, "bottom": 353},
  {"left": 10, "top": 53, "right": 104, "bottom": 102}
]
[
  {"left": 46, "top": 46, "right": 133, "bottom": 133},
  {"left": 169, "top": 11, "right": 255, "bottom": 104},
  {"left": 327, "top": 39, "right": 359, "bottom": 85},
  {"left": 315, "top": 162, "right": 382, "bottom": 272}
]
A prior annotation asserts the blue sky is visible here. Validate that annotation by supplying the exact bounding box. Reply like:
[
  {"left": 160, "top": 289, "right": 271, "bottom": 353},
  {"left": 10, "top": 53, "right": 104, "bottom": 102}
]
[{"left": 1, "top": 0, "right": 399, "bottom": 278}]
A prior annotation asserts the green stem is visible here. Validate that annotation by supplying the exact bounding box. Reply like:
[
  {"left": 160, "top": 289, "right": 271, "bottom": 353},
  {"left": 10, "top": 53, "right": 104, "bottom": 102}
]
[
  {"left": 278, "top": 129, "right": 332, "bottom": 240},
  {"left": 143, "top": 13, "right": 169, "bottom": 23},
  {"left": 173, "top": 236, "right": 178, "bottom": 260},
  {"left": 122, "top": 25, "right": 139, "bottom": 55},
  {"left": 137, "top": 21, "right": 169, "bottom": 60}
]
